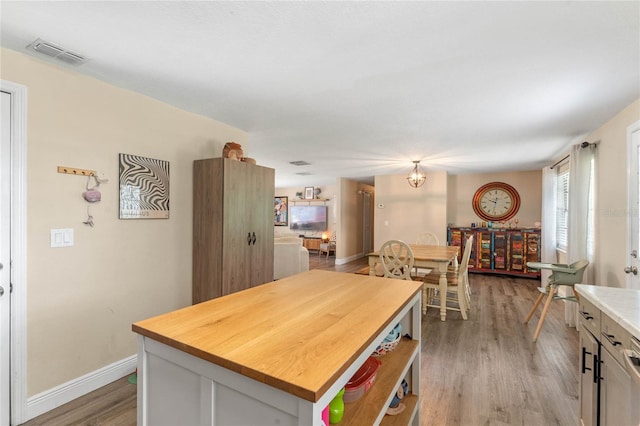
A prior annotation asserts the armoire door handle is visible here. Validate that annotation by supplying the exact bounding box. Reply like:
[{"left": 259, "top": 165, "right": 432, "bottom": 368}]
[
  {"left": 252, "top": 232, "right": 256, "bottom": 245},
  {"left": 247, "top": 232, "right": 252, "bottom": 246}
]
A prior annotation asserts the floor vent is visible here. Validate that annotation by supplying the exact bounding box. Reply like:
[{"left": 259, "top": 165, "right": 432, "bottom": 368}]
[{"left": 27, "top": 38, "right": 87, "bottom": 66}]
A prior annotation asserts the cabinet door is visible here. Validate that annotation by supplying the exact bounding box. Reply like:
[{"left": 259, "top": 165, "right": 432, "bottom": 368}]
[
  {"left": 507, "top": 232, "right": 525, "bottom": 272},
  {"left": 477, "top": 231, "right": 493, "bottom": 270},
  {"left": 248, "top": 163, "right": 274, "bottom": 287},
  {"left": 462, "top": 230, "right": 477, "bottom": 268},
  {"left": 579, "top": 326, "right": 599, "bottom": 426},
  {"left": 222, "top": 160, "right": 253, "bottom": 295},
  {"left": 493, "top": 231, "right": 508, "bottom": 271},
  {"left": 448, "top": 228, "right": 476, "bottom": 267},
  {"left": 193, "top": 158, "right": 225, "bottom": 303},
  {"left": 525, "top": 231, "right": 541, "bottom": 274},
  {"left": 600, "top": 346, "right": 631, "bottom": 426},
  {"left": 448, "top": 228, "right": 462, "bottom": 258}
]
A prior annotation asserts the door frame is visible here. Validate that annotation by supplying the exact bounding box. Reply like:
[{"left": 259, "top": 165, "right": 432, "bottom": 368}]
[
  {"left": 1, "top": 80, "right": 28, "bottom": 425},
  {"left": 627, "top": 120, "right": 640, "bottom": 289}
]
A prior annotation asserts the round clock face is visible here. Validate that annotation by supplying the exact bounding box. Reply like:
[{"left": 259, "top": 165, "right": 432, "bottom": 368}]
[{"left": 472, "top": 182, "right": 520, "bottom": 222}]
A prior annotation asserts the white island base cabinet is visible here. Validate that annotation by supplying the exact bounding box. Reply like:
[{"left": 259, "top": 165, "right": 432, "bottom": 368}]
[
  {"left": 134, "top": 270, "right": 423, "bottom": 426},
  {"left": 139, "top": 338, "right": 318, "bottom": 425}
]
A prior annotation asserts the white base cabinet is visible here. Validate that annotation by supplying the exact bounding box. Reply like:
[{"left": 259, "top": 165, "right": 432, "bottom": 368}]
[
  {"left": 577, "top": 286, "right": 639, "bottom": 426},
  {"left": 599, "top": 344, "right": 631, "bottom": 426},
  {"left": 578, "top": 324, "right": 598, "bottom": 426}
]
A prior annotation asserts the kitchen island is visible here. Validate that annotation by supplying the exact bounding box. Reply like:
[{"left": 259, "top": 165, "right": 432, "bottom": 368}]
[{"left": 132, "top": 269, "right": 423, "bottom": 425}]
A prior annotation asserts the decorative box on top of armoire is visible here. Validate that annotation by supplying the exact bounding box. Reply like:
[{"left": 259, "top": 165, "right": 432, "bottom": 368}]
[
  {"left": 193, "top": 157, "right": 275, "bottom": 304},
  {"left": 447, "top": 227, "right": 541, "bottom": 278}
]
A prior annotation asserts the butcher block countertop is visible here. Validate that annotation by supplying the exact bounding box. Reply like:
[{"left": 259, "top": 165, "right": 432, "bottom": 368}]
[
  {"left": 575, "top": 284, "right": 640, "bottom": 339},
  {"left": 132, "top": 269, "right": 422, "bottom": 403}
]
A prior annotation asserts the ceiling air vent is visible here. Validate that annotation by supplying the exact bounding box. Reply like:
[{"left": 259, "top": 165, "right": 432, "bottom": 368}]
[
  {"left": 27, "top": 38, "right": 87, "bottom": 66},
  {"left": 289, "top": 161, "right": 311, "bottom": 166},
  {"left": 295, "top": 172, "right": 312, "bottom": 176}
]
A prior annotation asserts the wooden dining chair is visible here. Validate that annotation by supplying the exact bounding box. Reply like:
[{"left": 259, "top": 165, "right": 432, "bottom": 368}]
[
  {"left": 415, "top": 231, "right": 440, "bottom": 246},
  {"left": 413, "top": 232, "right": 439, "bottom": 277},
  {"left": 422, "top": 235, "right": 474, "bottom": 319},
  {"left": 379, "top": 240, "right": 415, "bottom": 281}
]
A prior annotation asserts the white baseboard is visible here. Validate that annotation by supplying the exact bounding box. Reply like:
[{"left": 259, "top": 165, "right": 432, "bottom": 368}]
[
  {"left": 336, "top": 252, "right": 365, "bottom": 265},
  {"left": 25, "top": 355, "right": 137, "bottom": 421}
]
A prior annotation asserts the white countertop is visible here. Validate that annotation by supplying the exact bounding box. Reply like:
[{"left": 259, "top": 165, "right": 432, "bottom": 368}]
[{"left": 575, "top": 284, "right": 640, "bottom": 340}]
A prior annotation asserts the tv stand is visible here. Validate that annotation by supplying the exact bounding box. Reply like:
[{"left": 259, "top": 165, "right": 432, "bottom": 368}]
[{"left": 303, "top": 237, "right": 322, "bottom": 253}]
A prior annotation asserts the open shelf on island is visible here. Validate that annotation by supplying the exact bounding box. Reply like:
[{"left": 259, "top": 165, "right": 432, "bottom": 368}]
[{"left": 341, "top": 337, "right": 419, "bottom": 425}]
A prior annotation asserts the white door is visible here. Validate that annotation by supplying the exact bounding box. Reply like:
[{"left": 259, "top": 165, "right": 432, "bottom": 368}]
[
  {"left": 1, "top": 90, "right": 11, "bottom": 425},
  {"left": 628, "top": 121, "right": 640, "bottom": 289}
]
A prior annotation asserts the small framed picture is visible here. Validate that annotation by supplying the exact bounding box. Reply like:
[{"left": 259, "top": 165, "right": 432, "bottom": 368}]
[
  {"left": 274, "top": 196, "right": 288, "bottom": 226},
  {"left": 119, "top": 153, "right": 170, "bottom": 219},
  {"left": 304, "top": 187, "right": 314, "bottom": 199}
]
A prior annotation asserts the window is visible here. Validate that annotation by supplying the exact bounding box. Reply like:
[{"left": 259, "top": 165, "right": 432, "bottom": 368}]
[{"left": 556, "top": 166, "right": 569, "bottom": 251}]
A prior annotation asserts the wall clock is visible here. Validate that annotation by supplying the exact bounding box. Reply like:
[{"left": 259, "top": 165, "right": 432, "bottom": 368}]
[{"left": 472, "top": 182, "right": 521, "bottom": 222}]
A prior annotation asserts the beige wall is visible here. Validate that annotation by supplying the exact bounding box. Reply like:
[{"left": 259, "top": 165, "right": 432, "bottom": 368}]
[
  {"left": 373, "top": 170, "right": 542, "bottom": 250},
  {"left": 373, "top": 171, "right": 448, "bottom": 249},
  {"left": 447, "top": 170, "right": 543, "bottom": 229},
  {"left": 274, "top": 184, "right": 337, "bottom": 239},
  {"left": 588, "top": 98, "right": 640, "bottom": 288},
  {"left": 1, "top": 48, "right": 248, "bottom": 396}
]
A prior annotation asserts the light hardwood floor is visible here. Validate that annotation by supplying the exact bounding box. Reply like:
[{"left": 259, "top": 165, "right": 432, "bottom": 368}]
[{"left": 21, "top": 255, "right": 578, "bottom": 425}]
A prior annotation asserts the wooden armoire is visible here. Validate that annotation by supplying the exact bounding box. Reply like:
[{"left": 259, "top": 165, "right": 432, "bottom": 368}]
[{"left": 192, "top": 158, "right": 275, "bottom": 304}]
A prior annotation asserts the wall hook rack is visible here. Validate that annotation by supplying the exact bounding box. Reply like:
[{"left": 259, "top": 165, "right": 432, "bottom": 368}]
[{"left": 57, "top": 166, "right": 95, "bottom": 176}]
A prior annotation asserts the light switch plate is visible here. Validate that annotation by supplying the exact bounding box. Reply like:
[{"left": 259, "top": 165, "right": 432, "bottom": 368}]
[{"left": 51, "top": 228, "right": 74, "bottom": 248}]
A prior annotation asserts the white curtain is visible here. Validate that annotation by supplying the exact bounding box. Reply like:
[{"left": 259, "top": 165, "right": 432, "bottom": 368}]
[
  {"left": 565, "top": 143, "right": 597, "bottom": 326},
  {"left": 540, "top": 166, "right": 557, "bottom": 284}
]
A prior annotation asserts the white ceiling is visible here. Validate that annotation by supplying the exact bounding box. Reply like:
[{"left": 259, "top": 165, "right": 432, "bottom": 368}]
[{"left": 2, "top": 1, "right": 639, "bottom": 188}]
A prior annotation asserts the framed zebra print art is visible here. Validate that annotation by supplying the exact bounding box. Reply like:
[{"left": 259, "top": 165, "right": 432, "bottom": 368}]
[{"left": 119, "top": 153, "right": 169, "bottom": 219}]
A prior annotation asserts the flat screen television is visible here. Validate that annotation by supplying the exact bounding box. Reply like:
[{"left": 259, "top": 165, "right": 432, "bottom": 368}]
[{"left": 289, "top": 205, "right": 327, "bottom": 231}]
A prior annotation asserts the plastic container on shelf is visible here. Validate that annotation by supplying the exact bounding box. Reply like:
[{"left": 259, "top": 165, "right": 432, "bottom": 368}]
[
  {"left": 343, "top": 356, "right": 381, "bottom": 403},
  {"left": 386, "top": 379, "right": 409, "bottom": 416},
  {"left": 322, "top": 405, "right": 329, "bottom": 425},
  {"left": 372, "top": 323, "right": 402, "bottom": 356},
  {"left": 329, "top": 388, "right": 345, "bottom": 424}
]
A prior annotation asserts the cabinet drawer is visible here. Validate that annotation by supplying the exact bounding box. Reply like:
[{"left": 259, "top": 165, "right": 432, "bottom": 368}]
[
  {"left": 578, "top": 297, "right": 600, "bottom": 338},
  {"left": 601, "top": 312, "right": 631, "bottom": 366}
]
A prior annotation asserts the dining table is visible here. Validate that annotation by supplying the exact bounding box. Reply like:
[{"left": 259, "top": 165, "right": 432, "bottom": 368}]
[{"left": 368, "top": 244, "right": 460, "bottom": 321}]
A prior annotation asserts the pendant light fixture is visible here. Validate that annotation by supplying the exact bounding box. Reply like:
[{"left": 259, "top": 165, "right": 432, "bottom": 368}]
[{"left": 406, "top": 160, "right": 426, "bottom": 188}]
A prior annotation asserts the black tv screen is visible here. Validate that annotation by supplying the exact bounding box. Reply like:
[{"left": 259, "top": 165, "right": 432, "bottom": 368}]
[{"left": 289, "top": 205, "right": 327, "bottom": 231}]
